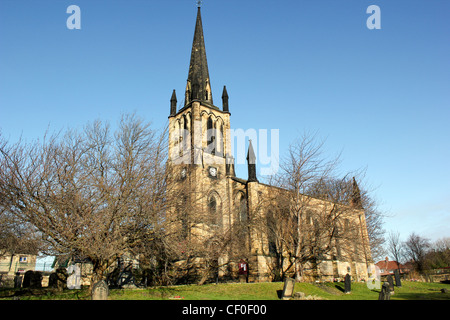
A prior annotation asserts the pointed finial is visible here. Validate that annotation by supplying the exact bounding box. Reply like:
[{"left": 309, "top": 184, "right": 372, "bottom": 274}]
[
  {"left": 247, "top": 140, "right": 256, "bottom": 164},
  {"left": 196, "top": 0, "right": 203, "bottom": 8},
  {"left": 170, "top": 89, "right": 177, "bottom": 116},
  {"left": 247, "top": 140, "right": 258, "bottom": 183},
  {"left": 222, "top": 85, "right": 229, "bottom": 112}
]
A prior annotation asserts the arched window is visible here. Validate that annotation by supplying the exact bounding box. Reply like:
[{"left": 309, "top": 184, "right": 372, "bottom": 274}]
[
  {"left": 207, "top": 192, "right": 222, "bottom": 228},
  {"left": 181, "top": 114, "right": 188, "bottom": 153},
  {"left": 208, "top": 194, "right": 217, "bottom": 226},
  {"left": 175, "top": 120, "right": 182, "bottom": 157},
  {"left": 266, "top": 209, "right": 277, "bottom": 255},
  {"left": 207, "top": 116, "right": 216, "bottom": 155},
  {"left": 216, "top": 121, "right": 224, "bottom": 157},
  {"left": 181, "top": 195, "right": 189, "bottom": 239},
  {"left": 238, "top": 193, "right": 247, "bottom": 222}
]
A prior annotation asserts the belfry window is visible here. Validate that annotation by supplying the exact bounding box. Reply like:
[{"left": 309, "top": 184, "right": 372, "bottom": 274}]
[
  {"left": 207, "top": 116, "right": 216, "bottom": 155},
  {"left": 239, "top": 193, "right": 247, "bottom": 222},
  {"left": 208, "top": 195, "right": 217, "bottom": 225}
]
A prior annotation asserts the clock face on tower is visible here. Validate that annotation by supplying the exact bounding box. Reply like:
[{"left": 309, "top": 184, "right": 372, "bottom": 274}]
[{"left": 208, "top": 166, "right": 217, "bottom": 178}]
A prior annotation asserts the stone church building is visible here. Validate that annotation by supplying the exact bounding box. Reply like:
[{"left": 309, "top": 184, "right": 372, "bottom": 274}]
[{"left": 167, "top": 7, "right": 374, "bottom": 283}]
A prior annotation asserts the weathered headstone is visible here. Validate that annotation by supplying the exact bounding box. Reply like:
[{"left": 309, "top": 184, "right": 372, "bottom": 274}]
[
  {"left": 67, "top": 264, "right": 81, "bottom": 289},
  {"left": 22, "top": 270, "right": 33, "bottom": 288},
  {"left": 378, "top": 282, "right": 391, "bottom": 300},
  {"left": 14, "top": 272, "right": 23, "bottom": 288},
  {"left": 293, "top": 292, "right": 306, "bottom": 300},
  {"left": 393, "top": 269, "right": 402, "bottom": 288},
  {"left": 48, "top": 272, "right": 59, "bottom": 288},
  {"left": 280, "top": 277, "right": 295, "bottom": 300},
  {"left": 386, "top": 275, "right": 395, "bottom": 294},
  {"left": 14, "top": 272, "right": 22, "bottom": 288},
  {"left": 92, "top": 280, "right": 109, "bottom": 300},
  {"left": 344, "top": 273, "right": 351, "bottom": 294},
  {"left": 23, "top": 271, "right": 42, "bottom": 289},
  {"left": 30, "top": 271, "right": 43, "bottom": 289}
]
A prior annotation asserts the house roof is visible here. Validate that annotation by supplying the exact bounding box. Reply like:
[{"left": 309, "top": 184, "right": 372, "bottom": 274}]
[{"left": 375, "top": 259, "right": 408, "bottom": 271}]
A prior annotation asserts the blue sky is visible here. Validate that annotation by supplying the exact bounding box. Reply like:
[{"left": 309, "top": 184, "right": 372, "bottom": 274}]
[{"left": 0, "top": 0, "right": 449, "bottom": 245}]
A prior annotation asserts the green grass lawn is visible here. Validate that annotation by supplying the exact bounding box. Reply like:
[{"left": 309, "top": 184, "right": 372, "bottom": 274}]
[{"left": 1, "top": 281, "right": 449, "bottom": 300}]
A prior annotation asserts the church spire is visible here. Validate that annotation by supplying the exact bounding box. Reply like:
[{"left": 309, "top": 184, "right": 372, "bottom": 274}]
[
  {"left": 185, "top": 6, "right": 213, "bottom": 107},
  {"left": 350, "top": 177, "right": 363, "bottom": 209}
]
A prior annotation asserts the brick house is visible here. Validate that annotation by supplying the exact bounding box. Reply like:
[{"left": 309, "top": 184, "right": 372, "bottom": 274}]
[{"left": 375, "top": 257, "right": 411, "bottom": 276}]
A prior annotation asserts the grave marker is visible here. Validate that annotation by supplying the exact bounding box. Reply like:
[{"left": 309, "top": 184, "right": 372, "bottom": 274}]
[
  {"left": 394, "top": 269, "right": 402, "bottom": 288},
  {"left": 344, "top": 273, "right": 351, "bottom": 294},
  {"left": 378, "top": 282, "right": 391, "bottom": 300},
  {"left": 92, "top": 280, "right": 109, "bottom": 300},
  {"left": 386, "top": 275, "right": 395, "bottom": 294},
  {"left": 280, "top": 278, "right": 295, "bottom": 300}
]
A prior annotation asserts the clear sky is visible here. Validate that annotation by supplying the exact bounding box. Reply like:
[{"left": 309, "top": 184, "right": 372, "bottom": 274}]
[{"left": 0, "top": 0, "right": 449, "bottom": 245}]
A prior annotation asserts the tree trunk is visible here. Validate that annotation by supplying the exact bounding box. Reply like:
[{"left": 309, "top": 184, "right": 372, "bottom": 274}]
[
  {"left": 295, "top": 259, "right": 304, "bottom": 282},
  {"left": 90, "top": 259, "right": 109, "bottom": 293}
]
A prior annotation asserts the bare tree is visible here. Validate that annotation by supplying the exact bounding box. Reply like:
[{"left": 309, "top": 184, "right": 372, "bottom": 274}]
[
  {"left": 404, "top": 232, "right": 431, "bottom": 273},
  {"left": 387, "top": 230, "right": 405, "bottom": 268},
  {"left": 0, "top": 205, "right": 41, "bottom": 258},
  {"left": 309, "top": 171, "right": 387, "bottom": 263},
  {"left": 425, "top": 237, "right": 450, "bottom": 269},
  {"left": 0, "top": 114, "right": 170, "bottom": 290},
  {"left": 259, "top": 133, "right": 367, "bottom": 281}
]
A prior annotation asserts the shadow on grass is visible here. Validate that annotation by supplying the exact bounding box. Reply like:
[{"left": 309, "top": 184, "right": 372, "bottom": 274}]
[
  {"left": 1, "top": 287, "right": 89, "bottom": 300},
  {"left": 276, "top": 290, "right": 283, "bottom": 299},
  {"left": 334, "top": 283, "right": 345, "bottom": 293},
  {"left": 393, "top": 290, "right": 450, "bottom": 300}
]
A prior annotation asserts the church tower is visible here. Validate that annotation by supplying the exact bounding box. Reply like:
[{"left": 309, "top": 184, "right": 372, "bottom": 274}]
[
  {"left": 165, "top": 5, "right": 374, "bottom": 284},
  {"left": 168, "top": 6, "right": 234, "bottom": 242}
]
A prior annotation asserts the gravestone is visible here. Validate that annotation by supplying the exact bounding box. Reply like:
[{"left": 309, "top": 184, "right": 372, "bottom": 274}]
[
  {"left": 48, "top": 273, "right": 59, "bottom": 288},
  {"left": 378, "top": 282, "right": 391, "bottom": 300},
  {"left": 14, "top": 272, "right": 23, "bottom": 289},
  {"left": 22, "top": 270, "right": 33, "bottom": 288},
  {"left": 293, "top": 292, "right": 306, "bottom": 300},
  {"left": 386, "top": 275, "right": 395, "bottom": 294},
  {"left": 23, "top": 271, "right": 42, "bottom": 289},
  {"left": 92, "top": 280, "right": 109, "bottom": 300},
  {"left": 344, "top": 273, "right": 351, "bottom": 294},
  {"left": 280, "top": 278, "right": 295, "bottom": 300},
  {"left": 67, "top": 264, "right": 81, "bottom": 289},
  {"left": 394, "top": 269, "right": 402, "bottom": 288},
  {"left": 48, "top": 268, "right": 68, "bottom": 291},
  {"left": 30, "top": 271, "right": 43, "bottom": 289}
]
